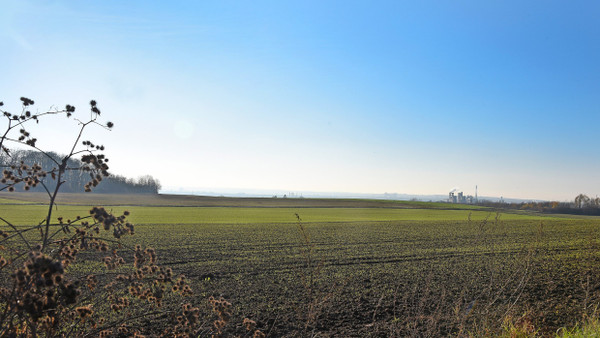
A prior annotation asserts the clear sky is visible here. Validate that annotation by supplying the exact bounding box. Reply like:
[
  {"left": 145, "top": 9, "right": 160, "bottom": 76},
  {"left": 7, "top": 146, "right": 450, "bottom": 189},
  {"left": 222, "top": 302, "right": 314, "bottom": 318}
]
[{"left": 1, "top": 0, "right": 599, "bottom": 201}]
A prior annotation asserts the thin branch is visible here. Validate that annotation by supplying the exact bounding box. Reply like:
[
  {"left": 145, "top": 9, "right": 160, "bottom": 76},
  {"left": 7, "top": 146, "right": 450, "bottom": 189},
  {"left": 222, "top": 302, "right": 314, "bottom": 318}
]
[
  {"left": 42, "top": 161, "right": 66, "bottom": 250},
  {"left": 46, "top": 215, "right": 95, "bottom": 243},
  {"left": 2, "top": 137, "right": 61, "bottom": 167},
  {"left": 0, "top": 215, "right": 32, "bottom": 251},
  {"left": 69, "top": 120, "right": 93, "bottom": 158},
  {"left": 40, "top": 180, "right": 54, "bottom": 200}
]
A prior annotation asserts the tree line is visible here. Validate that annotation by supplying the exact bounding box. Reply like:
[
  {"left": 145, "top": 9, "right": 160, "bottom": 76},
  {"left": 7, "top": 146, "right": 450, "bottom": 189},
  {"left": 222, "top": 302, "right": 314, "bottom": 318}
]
[
  {"left": 474, "top": 194, "right": 600, "bottom": 216},
  {"left": 1, "top": 149, "right": 161, "bottom": 194}
]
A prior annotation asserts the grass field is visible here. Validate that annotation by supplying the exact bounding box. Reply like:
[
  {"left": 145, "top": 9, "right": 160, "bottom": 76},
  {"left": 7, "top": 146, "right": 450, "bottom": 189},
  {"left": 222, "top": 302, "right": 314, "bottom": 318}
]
[
  {"left": 2, "top": 192, "right": 599, "bottom": 336},
  {"left": 0, "top": 204, "right": 558, "bottom": 226}
]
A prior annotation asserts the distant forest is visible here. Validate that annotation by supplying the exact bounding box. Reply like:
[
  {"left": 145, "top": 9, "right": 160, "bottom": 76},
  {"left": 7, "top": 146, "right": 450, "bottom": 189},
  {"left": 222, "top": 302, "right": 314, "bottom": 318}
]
[
  {"left": 477, "top": 194, "right": 600, "bottom": 216},
  {"left": 1, "top": 150, "right": 160, "bottom": 194}
]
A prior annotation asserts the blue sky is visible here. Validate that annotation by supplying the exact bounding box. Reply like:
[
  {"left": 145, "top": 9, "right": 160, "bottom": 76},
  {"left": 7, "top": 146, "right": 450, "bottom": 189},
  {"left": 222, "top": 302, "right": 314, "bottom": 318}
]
[{"left": 1, "top": 0, "right": 599, "bottom": 200}]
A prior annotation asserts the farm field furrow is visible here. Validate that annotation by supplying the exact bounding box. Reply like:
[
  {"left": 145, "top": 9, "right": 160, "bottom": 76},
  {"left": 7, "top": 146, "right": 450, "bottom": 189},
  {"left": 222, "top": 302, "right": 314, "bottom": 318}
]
[
  {"left": 2, "top": 194, "right": 599, "bottom": 336},
  {"left": 107, "top": 212, "right": 600, "bottom": 335}
]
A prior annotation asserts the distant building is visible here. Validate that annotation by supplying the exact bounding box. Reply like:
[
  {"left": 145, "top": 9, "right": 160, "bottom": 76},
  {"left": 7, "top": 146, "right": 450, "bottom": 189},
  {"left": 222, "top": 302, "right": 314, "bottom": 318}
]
[
  {"left": 448, "top": 190, "right": 475, "bottom": 204},
  {"left": 449, "top": 192, "right": 457, "bottom": 203}
]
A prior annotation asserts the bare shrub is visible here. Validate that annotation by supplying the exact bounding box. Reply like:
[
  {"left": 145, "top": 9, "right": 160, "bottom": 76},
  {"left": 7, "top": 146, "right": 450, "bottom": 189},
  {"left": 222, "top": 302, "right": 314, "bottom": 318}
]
[{"left": 0, "top": 98, "right": 207, "bottom": 336}]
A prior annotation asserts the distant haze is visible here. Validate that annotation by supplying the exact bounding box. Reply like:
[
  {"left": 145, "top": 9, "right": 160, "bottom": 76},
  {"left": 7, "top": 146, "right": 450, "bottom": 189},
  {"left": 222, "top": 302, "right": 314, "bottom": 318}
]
[
  {"left": 1, "top": 1, "right": 598, "bottom": 201},
  {"left": 161, "top": 187, "right": 544, "bottom": 204}
]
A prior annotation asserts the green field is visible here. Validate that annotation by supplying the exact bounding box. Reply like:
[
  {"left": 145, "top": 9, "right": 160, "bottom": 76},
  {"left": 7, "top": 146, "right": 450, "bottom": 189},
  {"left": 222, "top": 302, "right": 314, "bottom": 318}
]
[
  {"left": 1, "top": 193, "right": 599, "bottom": 336},
  {"left": 0, "top": 204, "right": 557, "bottom": 226}
]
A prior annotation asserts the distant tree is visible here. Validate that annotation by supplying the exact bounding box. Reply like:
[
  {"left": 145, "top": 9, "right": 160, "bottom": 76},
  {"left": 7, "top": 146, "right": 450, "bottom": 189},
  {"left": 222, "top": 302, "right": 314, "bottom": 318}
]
[
  {"left": 0, "top": 150, "right": 161, "bottom": 194},
  {"left": 137, "top": 174, "right": 162, "bottom": 193},
  {"left": 575, "top": 194, "right": 591, "bottom": 209}
]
